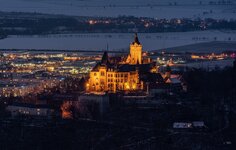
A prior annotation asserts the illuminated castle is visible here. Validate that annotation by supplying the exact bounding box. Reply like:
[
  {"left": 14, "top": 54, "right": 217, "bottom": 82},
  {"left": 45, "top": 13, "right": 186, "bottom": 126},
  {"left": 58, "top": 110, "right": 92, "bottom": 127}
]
[{"left": 86, "top": 33, "right": 159, "bottom": 93}]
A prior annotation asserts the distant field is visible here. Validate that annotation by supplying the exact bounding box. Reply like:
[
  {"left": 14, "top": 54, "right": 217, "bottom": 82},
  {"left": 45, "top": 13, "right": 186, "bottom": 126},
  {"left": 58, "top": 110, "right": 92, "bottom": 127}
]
[
  {"left": 0, "top": 31, "right": 235, "bottom": 51},
  {"left": 174, "top": 59, "right": 234, "bottom": 71},
  {"left": 156, "top": 41, "right": 236, "bottom": 53}
]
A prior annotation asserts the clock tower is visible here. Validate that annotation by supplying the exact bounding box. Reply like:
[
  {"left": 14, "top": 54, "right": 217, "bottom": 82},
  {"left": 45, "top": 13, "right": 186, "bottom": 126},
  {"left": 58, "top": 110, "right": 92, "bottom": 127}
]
[{"left": 130, "top": 33, "right": 142, "bottom": 64}]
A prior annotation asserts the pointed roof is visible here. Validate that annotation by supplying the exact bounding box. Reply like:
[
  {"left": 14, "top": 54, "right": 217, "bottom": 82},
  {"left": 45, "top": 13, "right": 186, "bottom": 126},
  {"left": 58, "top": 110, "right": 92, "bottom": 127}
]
[
  {"left": 132, "top": 33, "right": 141, "bottom": 45},
  {"left": 101, "top": 51, "right": 109, "bottom": 64}
]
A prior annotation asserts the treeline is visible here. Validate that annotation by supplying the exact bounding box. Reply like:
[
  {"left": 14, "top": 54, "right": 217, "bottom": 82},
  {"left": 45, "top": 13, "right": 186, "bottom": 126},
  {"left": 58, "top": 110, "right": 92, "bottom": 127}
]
[
  {"left": 183, "top": 60, "right": 236, "bottom": 103},
  {"left": 0, "top": 12, "right": 236, "bottom": 36}
]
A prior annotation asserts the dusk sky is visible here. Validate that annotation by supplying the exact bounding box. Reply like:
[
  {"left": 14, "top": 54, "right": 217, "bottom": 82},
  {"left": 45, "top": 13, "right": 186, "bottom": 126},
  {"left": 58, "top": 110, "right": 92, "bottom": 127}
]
[{"left": 0, "top": 0, "right": 235, "bottom": 19}]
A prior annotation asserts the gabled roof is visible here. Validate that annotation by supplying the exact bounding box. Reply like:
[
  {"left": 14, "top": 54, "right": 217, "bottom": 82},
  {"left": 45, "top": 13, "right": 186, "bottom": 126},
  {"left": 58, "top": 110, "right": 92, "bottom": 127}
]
[
  {"left": 91, "top": 63, "right": 101, "bottom": 71},
  {"left": 116, "top": 63, "right": 154, "bottom": 73},
  {"left": 166, "top": 78, "right": 181, "bottom": 84},
  {"left": 117, "top": 64, "right": 136, "bottom": 72},
  {"left": 140, "top": 73, "right": 164, "bottom": 83}
]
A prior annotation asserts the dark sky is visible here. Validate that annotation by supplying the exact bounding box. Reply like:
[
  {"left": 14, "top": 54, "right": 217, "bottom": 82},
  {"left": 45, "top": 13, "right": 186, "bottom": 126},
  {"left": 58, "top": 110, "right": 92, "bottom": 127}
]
[{"left": 0, "top": 0, "right": 235, "bottom": 19}]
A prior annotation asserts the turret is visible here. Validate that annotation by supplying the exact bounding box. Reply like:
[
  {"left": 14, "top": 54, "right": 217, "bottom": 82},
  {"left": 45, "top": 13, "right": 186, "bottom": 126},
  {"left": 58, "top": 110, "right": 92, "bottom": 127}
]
[{"left": 101, "top": 51, "right": 109, "bottom": 65}]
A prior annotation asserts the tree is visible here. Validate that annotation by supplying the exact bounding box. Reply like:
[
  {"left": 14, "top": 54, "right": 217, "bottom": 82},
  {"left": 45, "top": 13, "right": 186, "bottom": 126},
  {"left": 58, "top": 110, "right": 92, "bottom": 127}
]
[{"left": 234, "top": 58, "right": 236, "bottom": 70}]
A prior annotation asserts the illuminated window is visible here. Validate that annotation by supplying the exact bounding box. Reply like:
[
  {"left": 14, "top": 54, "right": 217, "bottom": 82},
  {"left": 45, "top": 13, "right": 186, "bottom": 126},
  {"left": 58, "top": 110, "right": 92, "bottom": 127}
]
[
  {"left": 101, "top": 71, "right": 105, "bottom": 76},
  {"left": 110, "top": 84, "right": 113, "bottom": 89}
]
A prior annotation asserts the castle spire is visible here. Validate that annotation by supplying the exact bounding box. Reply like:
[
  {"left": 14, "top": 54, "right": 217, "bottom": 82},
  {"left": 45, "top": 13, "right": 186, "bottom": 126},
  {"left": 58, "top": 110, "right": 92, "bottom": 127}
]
[
  {"left": 133, "top": 33, "right": 140, "bottom": 45},
  {"left": 101, "top": 51, "right": 109, "bottom": 65}
]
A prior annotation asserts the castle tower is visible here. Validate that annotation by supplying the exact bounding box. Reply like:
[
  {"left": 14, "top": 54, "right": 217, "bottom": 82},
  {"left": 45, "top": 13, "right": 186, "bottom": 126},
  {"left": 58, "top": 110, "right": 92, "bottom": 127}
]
[{"left": 130, "top": 33, "right": 142, "bottom": 64}]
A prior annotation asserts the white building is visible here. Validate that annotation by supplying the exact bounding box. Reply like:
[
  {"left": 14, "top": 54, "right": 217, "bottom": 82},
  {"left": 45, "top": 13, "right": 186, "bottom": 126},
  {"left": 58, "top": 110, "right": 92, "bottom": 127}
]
[
  {"left": 71, "top": 93, "right": 110, "bottom": 119},
  {"left": 6, "top": 103, "right": 54, "bottom": 117},
  {"left": 173, "top": 121, "right": 205, "bottom": 129},
  {"left": 77, "top": 93, "right": 109, "bottom": 114},
  {"left": 173, "top": 122, "right": 192, "bottom": 129},
  {"left": 192, "top": 121, "right": 205, "bottom": 128}
]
